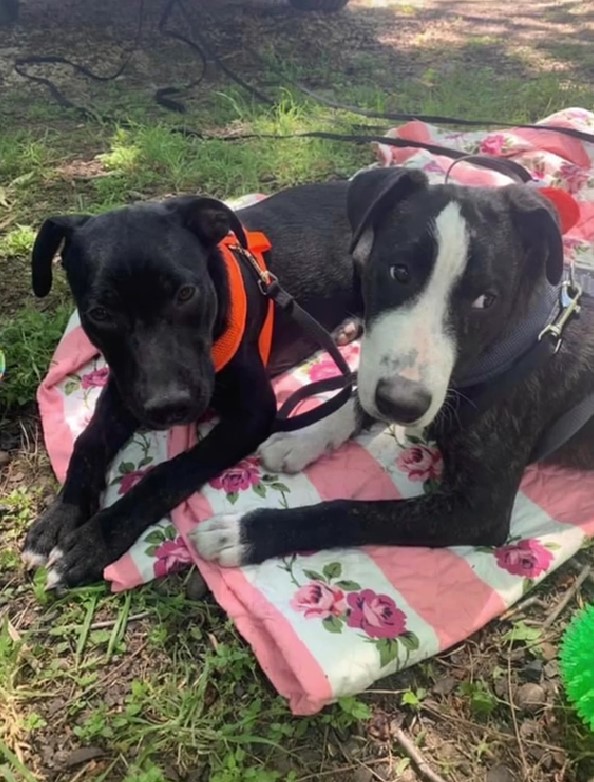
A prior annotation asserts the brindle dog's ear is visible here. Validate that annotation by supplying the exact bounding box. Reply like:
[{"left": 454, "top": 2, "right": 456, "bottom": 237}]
[
  {"left": 504, "top": 184, "right": 564, "bottom": 286},
  {"left": 347, "top": 167, "right": 429, "bottom": 265},
  {"left": 169, "top": 196, "right": 248, "bottom": 250},
  {"left": 32, "top": 215, "right": 90, "bottom": 298}
]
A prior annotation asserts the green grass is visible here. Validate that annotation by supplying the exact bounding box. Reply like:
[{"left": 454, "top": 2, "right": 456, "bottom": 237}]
[
  {"left": 3, "top": 33, "right": 594, "bottom": 780},
  {"left": 0, "top": 305, "right": 71, "bottom": 409}
]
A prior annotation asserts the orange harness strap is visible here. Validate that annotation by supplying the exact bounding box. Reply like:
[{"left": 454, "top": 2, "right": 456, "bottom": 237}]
[{"left": 211, "top": 231, "right": 274, "bottom": 373}]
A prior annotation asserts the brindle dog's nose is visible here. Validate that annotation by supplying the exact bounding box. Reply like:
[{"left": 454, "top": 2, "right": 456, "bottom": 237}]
[
  {"left": 144, "top": 391, "right": 193, "bottom": 427},
  {"left": 374, "top": 376, "right": 432, "bottom": 424}
]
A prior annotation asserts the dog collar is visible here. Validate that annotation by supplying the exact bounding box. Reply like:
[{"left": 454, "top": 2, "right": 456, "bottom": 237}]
[
  {"left": 455, "top": 186, "right": 580, "bottom": 390},
  {"left": 451, "top": 276, "right": 583, "bottom": 439}
]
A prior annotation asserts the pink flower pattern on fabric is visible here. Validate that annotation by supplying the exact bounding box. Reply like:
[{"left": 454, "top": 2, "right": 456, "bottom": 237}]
[
  {"left": 81, "top": 366, "right": 109, "bottom": 389},
  {"left": 479, "top": 133, "right": 506, "bottom": 156},
  {"left": 209, "top": 456, "right": 261, "bottom": 494},
  {"left": 346, "top": 589, "right": 407, "bottom": 639},
  {"left": 396, "top": 445, "right": 443, "bottom": 483},
  {"left": 118, "top": 468, "right": 152, "bottom": 495},
  {"left": 153, "top": 537, "right": 194, "bottom": 578},
  {"left": 558, "top": 161, "right": 590, "bottom": 195},
  {"left": 494, "top": 539, "right": 553, "bottom": 578},
  {"left": 291, "top": 582, "right": 346, "bottom": 620}
]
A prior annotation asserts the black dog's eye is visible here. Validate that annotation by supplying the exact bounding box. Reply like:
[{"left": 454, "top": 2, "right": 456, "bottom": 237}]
[
  {"left": 177, "top": 285, "right": 196, "bottom": 304},
  {"left": 88, "top": 306, "right": 111, "bottom": 323},
  {"left": 471, "top": 293, "right": 497, "bottom": 310},
  {"left": 389, "top": 264, "right": 410, "bottom": 283}
]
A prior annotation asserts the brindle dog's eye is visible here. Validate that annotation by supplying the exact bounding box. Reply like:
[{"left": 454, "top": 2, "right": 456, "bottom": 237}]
[
  {"left": 88, "top": 306, "right": 111, "bottom": 322},
  {"left": 389, "top": 264, "right": 410, "bottom": 283},
  {"left": 472, "top": 293, "right": 497, "bottom": 310},
  {"left": 177, "top": 285, "right": 196, "bottom": 304}
]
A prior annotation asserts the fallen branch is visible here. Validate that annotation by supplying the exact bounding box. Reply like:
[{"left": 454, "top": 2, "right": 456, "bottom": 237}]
[
  {"left": 568, "top": 558, "right": 594, "bottom": 585},
  {"left": 507, "top": 653, "right": 529, "bottom": 779},
  {"left": 391, "top": 725, "right": 448, "bottom": 782},
  {"left": 501, "top": 595, "right": 547, "bottom": 621},
  {"left": 543, "top": 564, "right": 591, "bottom": 630}
]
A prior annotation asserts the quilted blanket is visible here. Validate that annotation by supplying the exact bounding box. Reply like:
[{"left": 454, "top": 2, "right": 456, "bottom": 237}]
[{"left": 38, "top": 107, "right": 594, "bottom": 715}]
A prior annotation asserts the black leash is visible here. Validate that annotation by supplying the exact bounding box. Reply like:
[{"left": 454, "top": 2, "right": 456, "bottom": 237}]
[
  {"left": 13, "top": 0, "right": 594, "bottom": 151},
  {"left": 229, "top": 242, "right": 355, "bottom": 433},
  {"left": 14, "top": 0, "right": 146, "bottom": 121}
]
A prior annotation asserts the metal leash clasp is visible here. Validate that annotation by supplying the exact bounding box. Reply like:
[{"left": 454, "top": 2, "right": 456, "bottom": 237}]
[
  {"left": 539, "top": 279, "right": 582, "bottom": 353},
  {"left": 229, "top": 243, "right": 278, "bottom": 295}
]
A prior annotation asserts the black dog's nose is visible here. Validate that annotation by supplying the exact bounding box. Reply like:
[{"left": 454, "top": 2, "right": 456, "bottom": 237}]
[
  {"left": 143, "top": 391, "right": 193, "bottom": 427},
  {"left": 374, "top": 377, "right": 432, "bottom": 424}
]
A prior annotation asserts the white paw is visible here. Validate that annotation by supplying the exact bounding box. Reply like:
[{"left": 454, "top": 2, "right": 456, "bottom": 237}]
[
  {"left": 258, "top": 430, "right": 329, "bottom": 474},
  {"left": 44, "top": 547, "right": 65, "bottom": 590},
  {"left": 191, "top": 514, "right": 247, "bottom": 567},
  {"left": 21, "top": 548, "right": 48, "bottom": 570},
  {"left": 47, "top": 546, "right": 63, "bottom": 569}
]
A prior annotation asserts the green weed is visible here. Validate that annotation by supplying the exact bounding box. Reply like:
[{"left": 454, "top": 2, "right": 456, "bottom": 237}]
[{"left": 0, "top": 305, "right": 71, "bottom": 410}]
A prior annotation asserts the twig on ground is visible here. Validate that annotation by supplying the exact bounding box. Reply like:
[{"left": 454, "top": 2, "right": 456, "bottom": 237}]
[
  {"left": 90, "top": 611, "right": 149, "bottom": 631},
  {"left": 29, "top": 611, "right": 150, "bottom": 636},
  {"left": 507, "top": 652, "right": 529, "bottom": 780},
  {"left": 567, "top": 558, "right": 594, "bottom": 585},
  {"left": 391, "top": 725, "right": 448, "bottom": 782},
  {"left": 501, "top": 596, "right": 547, "bottom": 621},
  {"left": 543, "top": 564, "right": 591, "bottom": 630},
  {"left": 356, "top": 759, "right": 386, "bottom": 782},
  {"left": 423, "top": 702, "right": 566, "bottom": 754},
  {"left": 297, "top": 757, "right": 390, "bottom": 781}
]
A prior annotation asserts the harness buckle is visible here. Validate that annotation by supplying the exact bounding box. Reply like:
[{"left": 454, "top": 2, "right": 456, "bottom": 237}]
[{"left": 538, "top": 279, "right": 582, "bottom": 353}]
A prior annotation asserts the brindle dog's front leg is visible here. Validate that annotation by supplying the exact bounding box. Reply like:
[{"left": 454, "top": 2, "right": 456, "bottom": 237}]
[
  {"left": 44, "top": 359, "right": 276, "bottom": 589},
  {"left": 22, "top": 380, "right": 138, "bottom": 569},
  {"left": 195, "top": 406, "right": 537, "bottom": 565}
]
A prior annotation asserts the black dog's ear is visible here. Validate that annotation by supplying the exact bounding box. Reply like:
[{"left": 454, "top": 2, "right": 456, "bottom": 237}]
[
  {"left": 347, "top": 167, "right": 429, "bottom": 263},
  {"left": 32, "top": 215, "right": 90, "bottom": 298},
  {"left": 168, "top": 196, "right": 248, "bottom": 250},
  {"left": 504, "top": 184, "right": 564, "bottom": 286}
]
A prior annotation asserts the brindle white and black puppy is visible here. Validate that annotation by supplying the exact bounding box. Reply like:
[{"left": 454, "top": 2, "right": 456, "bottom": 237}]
[{"left": 195, "top": 167, "right": 594, "bottom": 566}]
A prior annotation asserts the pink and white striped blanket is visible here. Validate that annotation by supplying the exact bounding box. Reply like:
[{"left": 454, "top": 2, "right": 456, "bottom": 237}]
[{"left": 38, "top": 108, "right": 594, "bottom": 715}]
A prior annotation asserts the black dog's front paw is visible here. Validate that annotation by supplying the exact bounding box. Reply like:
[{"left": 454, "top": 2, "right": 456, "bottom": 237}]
[
  {"left": 22, "top": 497, "right": 88, "bottom": 570},
  {"left": 45, "top": 514, "right": 113, "bottom": 590},
  {"left": 192, "top": 507, "right": 290, "bottom": 567}
]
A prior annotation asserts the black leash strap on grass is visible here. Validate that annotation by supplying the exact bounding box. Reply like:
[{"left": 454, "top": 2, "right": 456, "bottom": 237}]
[
  {"left": 235, "top": 131, "right": 535, "bottom": 182},
  {"left": 154, "top": 0, "right": 208, "bottom": 113},
  {"left": 13, "top": 0, "right": 146, "bottom": 121}
]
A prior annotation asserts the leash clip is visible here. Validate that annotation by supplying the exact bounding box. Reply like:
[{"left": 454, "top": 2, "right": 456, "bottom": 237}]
[
  {"left": 538, "top": 279, "right": 582, "bottom": 353},
  {"left": 229, "top": 243, "right": 278, "bottom": 296}
]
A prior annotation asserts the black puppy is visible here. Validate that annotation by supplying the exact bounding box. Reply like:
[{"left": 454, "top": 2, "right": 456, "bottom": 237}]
[
  {"left": 194, "top": 167, "right": 594, "bottom": 566},
  {"left": 23, "top": 184, "right": 361, "bottom": 588}
]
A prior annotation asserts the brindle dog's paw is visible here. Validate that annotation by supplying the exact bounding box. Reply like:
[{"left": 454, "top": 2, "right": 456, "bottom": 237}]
[
  {"left": 45, "top": 518, "right": 110, "bottom": 590},
  {"left": 192, "top": 513, "right": 250, "bottom": 567},
  {"left": 22, "top": 499, "right": 87, "bottom": 570},
  {"left": 258, "top": 429, "right": 330, "bottom": 473}
]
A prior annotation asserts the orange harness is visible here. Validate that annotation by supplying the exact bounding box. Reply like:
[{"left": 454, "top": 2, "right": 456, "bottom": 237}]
[{"left": 211, "top": 231, "right": 275, "bottom": 373}]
